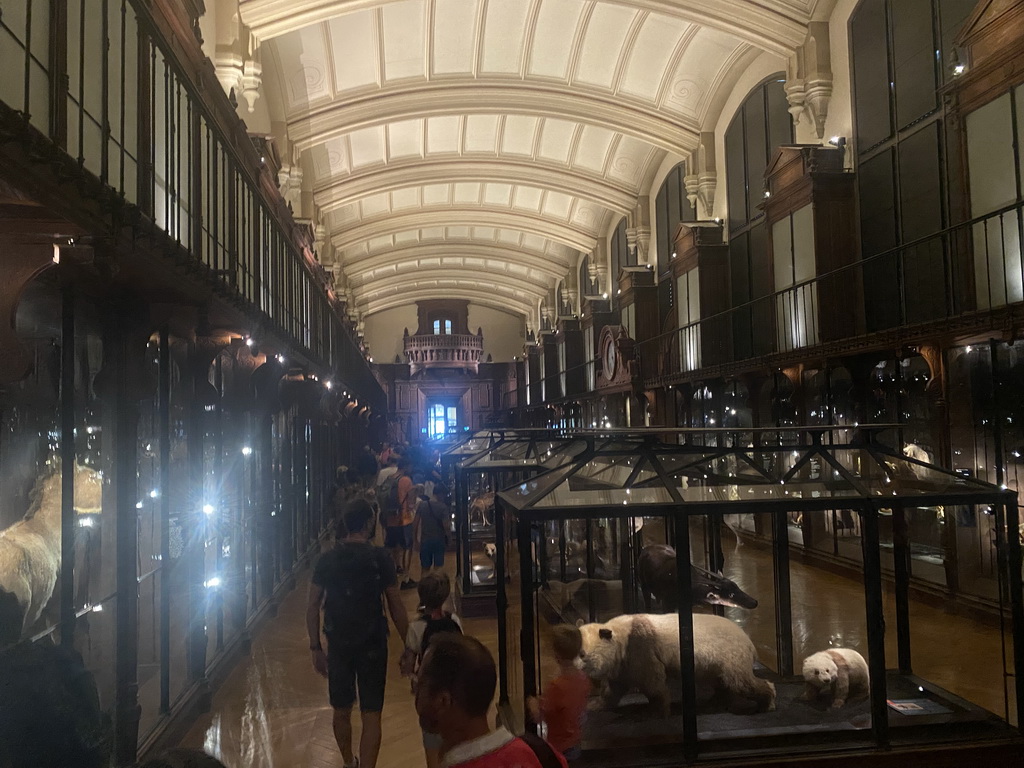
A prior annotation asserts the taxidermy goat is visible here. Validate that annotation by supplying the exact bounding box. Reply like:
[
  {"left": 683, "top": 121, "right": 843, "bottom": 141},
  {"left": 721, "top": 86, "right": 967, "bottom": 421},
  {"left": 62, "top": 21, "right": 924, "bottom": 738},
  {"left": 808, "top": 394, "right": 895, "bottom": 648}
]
[
  {"left": 638, "top": 544, "right": 758, "bottom": 612},
  {"left": 0, "top": 462, "right": 103, "bottom": 645}
]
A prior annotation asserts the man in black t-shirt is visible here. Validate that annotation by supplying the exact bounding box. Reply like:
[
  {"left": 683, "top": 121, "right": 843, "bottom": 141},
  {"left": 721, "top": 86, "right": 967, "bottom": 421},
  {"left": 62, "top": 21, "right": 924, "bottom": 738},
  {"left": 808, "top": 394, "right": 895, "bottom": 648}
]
[{"left": 308, "top": 499, "right": 410, "bottom": 768}]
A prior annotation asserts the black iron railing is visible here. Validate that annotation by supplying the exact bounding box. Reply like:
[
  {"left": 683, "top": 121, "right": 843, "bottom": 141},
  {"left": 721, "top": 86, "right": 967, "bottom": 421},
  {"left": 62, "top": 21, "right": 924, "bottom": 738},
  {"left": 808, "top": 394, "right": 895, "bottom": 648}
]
[
  {"left": 0, "top": 0, "right": 380, "bottom": 402},
  {"left": 637, "top": 200, "right": 1024, "bottom": 381}
]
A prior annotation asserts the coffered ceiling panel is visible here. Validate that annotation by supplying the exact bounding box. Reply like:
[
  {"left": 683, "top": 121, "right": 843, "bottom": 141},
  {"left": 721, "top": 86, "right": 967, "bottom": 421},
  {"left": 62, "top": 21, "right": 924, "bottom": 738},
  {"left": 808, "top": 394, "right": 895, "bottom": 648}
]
[{"left": 247, "top": 0, "right": 816, "bottom": 327}]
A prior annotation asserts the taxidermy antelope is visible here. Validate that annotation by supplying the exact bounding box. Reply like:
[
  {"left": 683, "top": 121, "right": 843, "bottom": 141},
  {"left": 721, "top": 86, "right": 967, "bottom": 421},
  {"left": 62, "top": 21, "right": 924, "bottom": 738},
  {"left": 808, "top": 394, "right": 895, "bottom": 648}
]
[
  {"left": 0, "top": 462, "right": 103, "bottom": 645},
  {"left": 468, "top": 492, "right": 495, "bottom": 527}
]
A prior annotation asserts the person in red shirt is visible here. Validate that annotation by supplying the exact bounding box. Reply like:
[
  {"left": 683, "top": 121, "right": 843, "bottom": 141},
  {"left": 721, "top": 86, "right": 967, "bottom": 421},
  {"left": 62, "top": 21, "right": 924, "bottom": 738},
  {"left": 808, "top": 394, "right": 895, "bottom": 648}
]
[
  {"left": 415, "top": 634, "right": 567, "bottom": 768},
  {"left": 527, "top": 625, "right": 591, "bottom": 764}
]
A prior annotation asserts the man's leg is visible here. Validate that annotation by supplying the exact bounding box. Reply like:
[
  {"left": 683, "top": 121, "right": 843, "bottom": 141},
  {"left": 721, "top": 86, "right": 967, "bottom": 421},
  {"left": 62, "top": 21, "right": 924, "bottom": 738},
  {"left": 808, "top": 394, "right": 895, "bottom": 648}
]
[
  {"left": 332, "top": 708, "right": 355, "bottom": 766},
  {"left": 356, "top": 643, "right": 389, "bottom": 768},
  {"left": 384, "top": 526, "right": 403, "bottom": 574},
  {"left": 402, "top": 525, "right": 415, "bottom": 578},
  {"left": 327, "top": 647, "right": 358, "bottom": 766},
  {"left": 360, "top": 711, "right": 383, "bottom": 768}
]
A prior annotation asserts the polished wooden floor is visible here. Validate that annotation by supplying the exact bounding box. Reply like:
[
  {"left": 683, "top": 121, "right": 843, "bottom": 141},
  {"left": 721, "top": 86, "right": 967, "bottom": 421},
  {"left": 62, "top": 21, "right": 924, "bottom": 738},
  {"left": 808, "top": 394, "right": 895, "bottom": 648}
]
[
  {"left": 178, "top": 555, "right": 502, "bottom": 768},
  {"left": 177, "top": 540, "right": 1016, "bottom": 767}
]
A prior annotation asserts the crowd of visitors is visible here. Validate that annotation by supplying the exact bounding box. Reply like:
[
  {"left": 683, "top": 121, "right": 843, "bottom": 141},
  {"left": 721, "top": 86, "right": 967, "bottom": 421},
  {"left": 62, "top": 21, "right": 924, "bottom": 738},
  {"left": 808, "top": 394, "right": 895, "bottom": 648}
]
[
  {"left": 306, "top": 436, "right": 583, "bottom": 768},
  {"left": 0, "top": 441, "right": 579, "bottom": 768}
]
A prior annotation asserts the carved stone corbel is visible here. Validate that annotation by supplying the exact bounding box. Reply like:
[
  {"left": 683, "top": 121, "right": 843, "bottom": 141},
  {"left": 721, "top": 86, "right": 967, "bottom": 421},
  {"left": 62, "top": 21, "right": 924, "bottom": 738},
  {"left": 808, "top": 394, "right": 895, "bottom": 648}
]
[
  {"left": 785, "top": 22, "right": 833, "bottom": 140},
  {"left": 683, "top": 133, "right": 718, "bottom": 218}
]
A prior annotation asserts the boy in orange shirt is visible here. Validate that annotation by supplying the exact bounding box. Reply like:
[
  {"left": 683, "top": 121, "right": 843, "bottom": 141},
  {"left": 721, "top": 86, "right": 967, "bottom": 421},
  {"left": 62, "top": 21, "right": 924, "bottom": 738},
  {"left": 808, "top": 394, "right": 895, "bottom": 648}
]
[{"left": 527, "top": 625, "right": 591, "bottom": 764}]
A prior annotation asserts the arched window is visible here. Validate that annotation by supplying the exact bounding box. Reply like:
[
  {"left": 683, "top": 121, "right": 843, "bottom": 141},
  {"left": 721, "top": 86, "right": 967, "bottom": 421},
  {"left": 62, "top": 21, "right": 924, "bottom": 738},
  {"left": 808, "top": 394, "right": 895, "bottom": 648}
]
[
  {"left": 723, "top": 75, "right": 792, "bottom": 357},
  {"left": 655, "top": 162, "right": 695, "bottom": 276},
  {"left": 432, "top": 318, "right": 452, "bottom": 335}
]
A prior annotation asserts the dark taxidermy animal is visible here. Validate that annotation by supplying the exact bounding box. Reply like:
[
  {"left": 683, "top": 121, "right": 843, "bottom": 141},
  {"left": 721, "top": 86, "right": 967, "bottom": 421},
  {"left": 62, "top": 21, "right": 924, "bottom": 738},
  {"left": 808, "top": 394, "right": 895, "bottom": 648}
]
[{"left": 637, "top": 544, "right": 758, "bottom": 612}]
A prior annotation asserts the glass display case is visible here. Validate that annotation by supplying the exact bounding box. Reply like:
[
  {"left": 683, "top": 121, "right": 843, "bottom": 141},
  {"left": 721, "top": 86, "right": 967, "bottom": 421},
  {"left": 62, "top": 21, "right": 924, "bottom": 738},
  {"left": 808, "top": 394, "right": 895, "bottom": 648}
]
[
  {"left": 494, "top": 427, "right": 1023, "bottom": 764},
  {"left": 451, "top": 431, "right": 586, "bottom": 607}
]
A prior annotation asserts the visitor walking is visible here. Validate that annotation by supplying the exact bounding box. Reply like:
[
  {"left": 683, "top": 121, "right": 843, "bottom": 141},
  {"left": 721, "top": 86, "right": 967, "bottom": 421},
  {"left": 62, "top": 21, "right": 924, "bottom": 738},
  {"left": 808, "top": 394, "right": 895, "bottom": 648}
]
[{"left": 307, "top": 499, "right": 410, "bottom": 768}]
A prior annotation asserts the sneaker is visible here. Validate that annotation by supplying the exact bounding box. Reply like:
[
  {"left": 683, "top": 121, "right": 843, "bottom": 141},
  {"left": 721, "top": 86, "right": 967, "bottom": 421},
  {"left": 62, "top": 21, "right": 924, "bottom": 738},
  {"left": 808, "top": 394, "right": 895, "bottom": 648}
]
[{"left": 400, "top": 579, "right": 418, "bottom": 590}]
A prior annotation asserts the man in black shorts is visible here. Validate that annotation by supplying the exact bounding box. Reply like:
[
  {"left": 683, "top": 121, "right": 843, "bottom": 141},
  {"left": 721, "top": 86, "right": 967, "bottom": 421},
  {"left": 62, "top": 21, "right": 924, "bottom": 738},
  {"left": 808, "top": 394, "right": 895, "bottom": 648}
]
[{"left": 307, "top": 499, "right": 409, "bottom": 768}]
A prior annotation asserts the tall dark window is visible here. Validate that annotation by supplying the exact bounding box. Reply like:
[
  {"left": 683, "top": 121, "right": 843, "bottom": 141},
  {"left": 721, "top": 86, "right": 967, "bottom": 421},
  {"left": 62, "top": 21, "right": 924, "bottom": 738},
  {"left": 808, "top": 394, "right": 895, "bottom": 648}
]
[
  {"left": 724, "top": 75, "right": 792, "bottom": 359},
  {"left": 656, "top": 163, "right": 696, "bottom": 275},
  {"left": 610, "top": 216, "right": 632, "bottom": 290},
  {"left": 654, "top": 163, "right": 696, "bottom": 316},
  {"left": 850, "top": 0, "right": 974, "bottom": 330},
  {"left": 579, "top": 255, "right": 597, "bottom": 297}
]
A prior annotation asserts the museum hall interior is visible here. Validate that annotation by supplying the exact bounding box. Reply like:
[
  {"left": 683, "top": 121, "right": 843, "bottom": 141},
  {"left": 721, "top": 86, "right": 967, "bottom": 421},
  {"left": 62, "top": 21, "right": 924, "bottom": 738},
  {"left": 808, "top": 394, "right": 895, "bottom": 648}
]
[{"left": 0, "top": 1, "right": 1023, "bottom": 767}]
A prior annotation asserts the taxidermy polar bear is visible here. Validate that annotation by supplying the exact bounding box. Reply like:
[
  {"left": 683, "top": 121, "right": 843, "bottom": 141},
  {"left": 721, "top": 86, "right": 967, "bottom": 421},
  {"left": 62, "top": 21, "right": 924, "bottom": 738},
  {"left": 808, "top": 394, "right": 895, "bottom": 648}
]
[
  {"left": 801, "top": 648, "right": 869, "bottom": 709},
  {"left": 0, "top": 463, "right": 103, "bottom": 645},
  {"left": 578, "top": 612, "right": 775, "bottom": 718}
]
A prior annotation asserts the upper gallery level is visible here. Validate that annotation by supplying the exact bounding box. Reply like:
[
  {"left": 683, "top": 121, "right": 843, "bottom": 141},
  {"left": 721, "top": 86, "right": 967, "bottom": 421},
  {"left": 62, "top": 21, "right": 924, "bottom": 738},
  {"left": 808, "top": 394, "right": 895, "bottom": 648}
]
[
  {"left": 403, "top": 299, "right": 485, "bottom": 374},
  {"left": 0, "top": 0, "right": 380, "bottom": 402}
]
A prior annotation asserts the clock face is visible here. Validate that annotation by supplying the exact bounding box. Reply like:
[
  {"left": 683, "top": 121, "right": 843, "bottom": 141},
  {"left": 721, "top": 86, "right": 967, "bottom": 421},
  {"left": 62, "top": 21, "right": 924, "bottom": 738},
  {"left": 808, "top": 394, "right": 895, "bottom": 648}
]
[{"left": 604, "top": 338, "right": 617, "bottom": 378}]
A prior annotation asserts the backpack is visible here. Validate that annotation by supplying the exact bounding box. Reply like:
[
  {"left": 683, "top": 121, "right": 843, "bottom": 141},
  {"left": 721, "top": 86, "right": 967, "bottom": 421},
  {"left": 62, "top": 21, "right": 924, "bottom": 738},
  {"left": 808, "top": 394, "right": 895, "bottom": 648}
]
[
  {"left": 320, "top": 544, "right": 388, "bottom": 646},
  {"left": 378, "top": 472, "right": 403, "bottom": 518},
  {"left": 420, "top": 611, "right": 462, "bottom": 654},
  {"left": 400, "top": 611, "right": 462, "bottom": 678}
]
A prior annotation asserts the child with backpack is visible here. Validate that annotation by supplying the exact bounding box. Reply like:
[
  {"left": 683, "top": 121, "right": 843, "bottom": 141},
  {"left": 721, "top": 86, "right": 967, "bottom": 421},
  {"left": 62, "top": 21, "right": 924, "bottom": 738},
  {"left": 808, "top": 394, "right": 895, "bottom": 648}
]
[
  {"left": 526, "top": 625, "right": 591, "bottom": 765},
  {"left": 400, "top": 571, "right": 462, "bottom": 768}
]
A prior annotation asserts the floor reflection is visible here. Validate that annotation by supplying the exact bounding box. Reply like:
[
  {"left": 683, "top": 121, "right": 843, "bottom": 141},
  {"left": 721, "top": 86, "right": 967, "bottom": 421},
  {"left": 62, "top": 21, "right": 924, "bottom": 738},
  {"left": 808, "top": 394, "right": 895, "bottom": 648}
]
[{"left": 177, "top": 535, "right": 1015, "bottom": 768}]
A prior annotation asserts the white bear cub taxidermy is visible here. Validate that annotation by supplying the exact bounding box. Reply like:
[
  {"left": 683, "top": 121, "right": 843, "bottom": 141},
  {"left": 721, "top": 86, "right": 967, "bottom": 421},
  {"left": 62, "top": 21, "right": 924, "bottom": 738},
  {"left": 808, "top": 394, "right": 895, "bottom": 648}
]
[{"left": 802, "top": 648, "right": 869, "bottom": 709}]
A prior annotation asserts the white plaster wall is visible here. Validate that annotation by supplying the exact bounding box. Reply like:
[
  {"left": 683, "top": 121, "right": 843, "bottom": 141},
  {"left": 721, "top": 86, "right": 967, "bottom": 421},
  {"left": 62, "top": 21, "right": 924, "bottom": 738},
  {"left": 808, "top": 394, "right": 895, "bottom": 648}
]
[
  {"left": 364, "top": 304, "right": 525, "bottom": 364},
  {"left": 364, "top": 305, "right": 418, "bottom": 364},
  {"left": 822, "top": 0, "right": 858, "bottom": 166},
  {"left": 469, "top": 305, "right": 526, "bottom": 362}
]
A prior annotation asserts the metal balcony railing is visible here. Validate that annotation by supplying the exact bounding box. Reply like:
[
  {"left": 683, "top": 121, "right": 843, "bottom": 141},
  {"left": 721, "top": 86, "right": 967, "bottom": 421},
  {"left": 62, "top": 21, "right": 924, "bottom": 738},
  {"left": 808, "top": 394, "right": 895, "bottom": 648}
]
[
  {"left": 0, "top": 0, "right": 381, "bottom": 402},
  {"left": 636, "top": 199, "right": 1024, "bottom": 382}
]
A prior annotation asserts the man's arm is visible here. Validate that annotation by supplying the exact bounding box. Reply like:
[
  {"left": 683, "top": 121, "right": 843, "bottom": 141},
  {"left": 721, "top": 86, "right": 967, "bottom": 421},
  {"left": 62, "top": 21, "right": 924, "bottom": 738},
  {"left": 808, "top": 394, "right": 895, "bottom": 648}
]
[
  {"left": 306, "top": 581, "right": 328, "bottom": 677},
  {"left": 385, "top": 583, "right": 410, "bottom": 640}
]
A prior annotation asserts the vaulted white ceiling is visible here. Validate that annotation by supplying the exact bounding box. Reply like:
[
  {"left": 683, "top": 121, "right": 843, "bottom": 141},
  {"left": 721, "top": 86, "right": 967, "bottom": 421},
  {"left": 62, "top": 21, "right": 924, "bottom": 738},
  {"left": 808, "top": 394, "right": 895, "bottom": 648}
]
[{"left": 242, "top": 0, "right": 822, "bottom": 328}]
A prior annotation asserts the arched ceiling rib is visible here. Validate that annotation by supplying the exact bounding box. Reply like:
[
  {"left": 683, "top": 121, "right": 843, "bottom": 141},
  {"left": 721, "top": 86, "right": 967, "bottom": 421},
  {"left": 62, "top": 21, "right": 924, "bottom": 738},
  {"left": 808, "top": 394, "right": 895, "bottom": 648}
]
[
  {"left": 311, "top": 158, "right": 638, "bottom": 216},
  {"left": 325, "top": 182, "right": 612, "bottom": 243},
  {"left": 365, "top": 294, "right": 534, "bottom": 322},
  {"left": 288, "top": 83, "right": 700, "bottom": 158},
  {"left": 246, "top": 0, "right": 810, "bottom": 334},
  {"left": 343, "top": 243, "right": 575, "bottom": 285},
  {"left": 331, "top": 210, "right": 597, "bottom": 254},
  {"left": 240, "top": 0, "right": 810, "bottom": 55}
]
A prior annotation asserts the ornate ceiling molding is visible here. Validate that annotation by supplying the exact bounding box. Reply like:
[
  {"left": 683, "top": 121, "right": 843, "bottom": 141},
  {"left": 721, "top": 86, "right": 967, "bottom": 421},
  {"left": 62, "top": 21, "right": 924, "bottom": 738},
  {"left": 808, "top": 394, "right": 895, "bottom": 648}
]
[
  {"left": 360, "top": 286, "right": 539, "bottom": 318},
  {"left": 357, "top": 267, "right": 552, "bottom": 299},
  {"left": 330, "top": 209, "right": 597, "bottom": 253},
  {"left": 312, "top": 158, "right": 637, "bottom": 215},
  {"left": 287, "top": 83, "right": 701, "bottom": 157},
  {"left": 240, "top": 0, "right": 808, "bottom": 55},
  {"left": 344, "top": 242, "right": 572, "bottom": 283}
]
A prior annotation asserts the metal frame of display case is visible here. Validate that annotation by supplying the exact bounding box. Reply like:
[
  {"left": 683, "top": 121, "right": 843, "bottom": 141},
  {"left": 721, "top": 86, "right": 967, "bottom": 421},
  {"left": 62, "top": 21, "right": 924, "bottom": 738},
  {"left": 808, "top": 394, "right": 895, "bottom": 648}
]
[
  {"left": 494, "top": 426, "right": 1024, "bottom": 765},
  {"left": 449, "top": 430, "right": 587, "bottom": 600}
]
